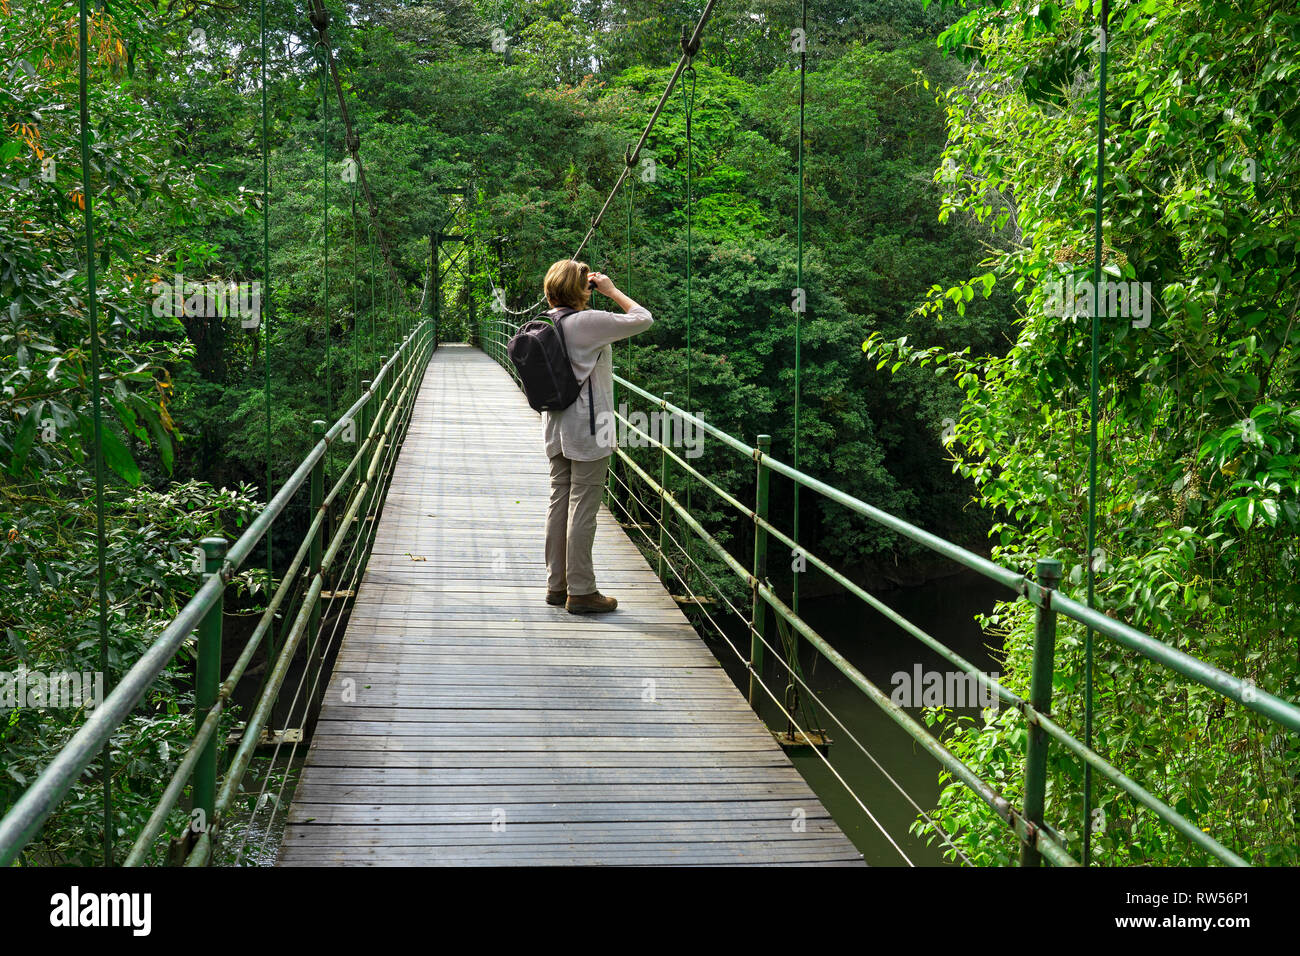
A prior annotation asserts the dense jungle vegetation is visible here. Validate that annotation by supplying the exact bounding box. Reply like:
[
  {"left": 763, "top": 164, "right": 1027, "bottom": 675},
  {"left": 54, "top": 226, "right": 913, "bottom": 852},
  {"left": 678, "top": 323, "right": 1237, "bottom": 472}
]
[{"left": 1, "top": 0, "right": 1295, "bottom": 865}]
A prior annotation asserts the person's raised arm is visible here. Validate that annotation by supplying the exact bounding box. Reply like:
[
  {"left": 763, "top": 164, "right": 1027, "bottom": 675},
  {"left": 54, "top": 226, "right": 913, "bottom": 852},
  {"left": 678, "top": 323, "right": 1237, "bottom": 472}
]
[
  {"left": 585, "top": 271, "right": 652, "bottom": 345},
  {"left": 589, "top": 272, "right": 643, "bottom": 314}
]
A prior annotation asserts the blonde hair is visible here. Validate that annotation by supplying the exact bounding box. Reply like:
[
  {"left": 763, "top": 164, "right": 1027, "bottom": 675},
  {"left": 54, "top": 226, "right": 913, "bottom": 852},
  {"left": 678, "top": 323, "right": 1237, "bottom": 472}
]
[{"left": 543, "top": 259, "right": 591, "bottom": 311}]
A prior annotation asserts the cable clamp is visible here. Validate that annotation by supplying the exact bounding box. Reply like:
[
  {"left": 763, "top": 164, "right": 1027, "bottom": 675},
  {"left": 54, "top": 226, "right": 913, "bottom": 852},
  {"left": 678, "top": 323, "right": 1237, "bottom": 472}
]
[
  {"left": 309, "top": 0, "right": 330, "bottom": 34},
  {"left": 680, "top": 25, "right": 700, "bottom": 59}
]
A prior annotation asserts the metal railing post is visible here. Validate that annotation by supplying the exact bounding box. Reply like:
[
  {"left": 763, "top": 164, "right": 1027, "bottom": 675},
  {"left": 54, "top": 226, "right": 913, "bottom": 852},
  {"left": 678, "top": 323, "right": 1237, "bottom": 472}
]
[
  {"left": 307, "top": 420, "right": 327, "bottom": 732},
  {"left": 749, "top": 434, "right": 772, "bottom": 708},
  {"left": 1021, "top": 556, "right": 1062, "bottom": 866},
  {"left": 467, "top": 285, "right": 477, "bottom": 348},
  {"left": 657, "top": 392, "right": 672, "bottom": 581},
  {"left": 432, "top": 234, "right": 441, "bottom": 348},
  {"left": 360, "top": 377, "right": 374, "bottom": 472},
  {"left": 194, "top": 536, "right": 227, "bottom": 834}
]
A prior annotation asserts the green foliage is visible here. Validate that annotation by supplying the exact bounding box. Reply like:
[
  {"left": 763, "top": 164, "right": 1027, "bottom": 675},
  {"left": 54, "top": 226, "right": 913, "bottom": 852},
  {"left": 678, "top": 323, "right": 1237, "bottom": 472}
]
[
  {"left": 9, "top": 0, "right": 1290, "bottom": 870},
  {"left": 869, "top": 0, "right": 1300, "bottom": 864},
  {"left": 1, "top": 480, "right": 261, "bottom": 863}
]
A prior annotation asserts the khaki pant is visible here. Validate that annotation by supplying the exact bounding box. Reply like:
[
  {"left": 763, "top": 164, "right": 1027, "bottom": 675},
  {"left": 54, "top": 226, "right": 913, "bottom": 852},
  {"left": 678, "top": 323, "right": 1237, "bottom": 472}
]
[{"left": 545, "top": 454, "right": 610, "bottom": 596}]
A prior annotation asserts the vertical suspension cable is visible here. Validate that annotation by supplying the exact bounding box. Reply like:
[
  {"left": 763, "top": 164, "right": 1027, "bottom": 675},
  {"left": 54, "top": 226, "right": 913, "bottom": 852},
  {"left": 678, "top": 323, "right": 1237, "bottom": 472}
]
[
  {"left": 774, "top": 0, "right": 822, "bottom": 744},
  {"left": 681, "top": 65, "right": 696, "bottom": 420},
  {"left": 626, "top": 177, "right": 636, "bottom": 379},
  {"left": 352, "top": 184, "right": 359, "bottom": 399},
  {"left": 321, "top": 47, "right": 333, "bottom": 453},
  {"left": 793, "top": 0, "right": 806, "bottom": 620},
  {"left": 609, "top": 179, "right": 638, "bottom": 512},
  {"left": 77, "top": 0, "right": 112, "bottom": 867},
  {"left": 1084, "top": 0, "right": 1111, "bottom": 869},
  {"left": 681, "top": 62, "right": 697, "bottom": 589},
  {"left": 368, "top": 217, "right": 376, "bottom": 377},
  {"left": 260, "top": 0, "right": 274, "bottom": 650}
]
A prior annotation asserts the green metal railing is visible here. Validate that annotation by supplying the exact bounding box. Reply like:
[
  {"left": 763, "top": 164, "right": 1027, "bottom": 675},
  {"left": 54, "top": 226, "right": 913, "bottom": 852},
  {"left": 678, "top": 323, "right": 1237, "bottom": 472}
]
[
  {"left": 0, "top": 317, "right": 436, "bottom": 867},
  {"left": 0, "top": 0, "right": 442, "bottom": 868},
  {"left": 477, "top": 310, "right": 1300, "bottom": 867}
]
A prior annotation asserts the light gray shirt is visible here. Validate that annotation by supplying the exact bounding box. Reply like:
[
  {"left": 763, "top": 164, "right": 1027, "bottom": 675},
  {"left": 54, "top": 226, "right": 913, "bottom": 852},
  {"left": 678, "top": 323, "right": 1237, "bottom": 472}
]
[{"left": 542, "top": 304, "right": 654, "bottom": 461}]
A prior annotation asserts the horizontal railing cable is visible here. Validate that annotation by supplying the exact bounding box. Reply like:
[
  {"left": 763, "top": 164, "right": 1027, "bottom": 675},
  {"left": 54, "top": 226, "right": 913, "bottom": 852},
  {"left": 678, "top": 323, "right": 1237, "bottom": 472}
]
[
  {"left": 185, "top": 323, "right": 433, "bottom": 866},
  {"left": 0, "top": 321, "right": 429, "bottom": 866},
  {"left": 230, "top": 353, "right": 421, "bottom": 864},
  {"left": 605, "top": 465, "right": 974, "bottom": 864},
  {"left": 602, "top": 468, "right": 916, "bottom": 865},
  {"left": 473, "top": 319, "right": 1283, "bottom": 865}
]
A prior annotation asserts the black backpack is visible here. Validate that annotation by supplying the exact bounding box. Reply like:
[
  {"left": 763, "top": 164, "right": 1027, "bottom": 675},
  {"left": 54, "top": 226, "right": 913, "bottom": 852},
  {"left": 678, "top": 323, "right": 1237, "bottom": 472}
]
[{"left": 506, "top": 306, "right": 596, "bottom": 435}]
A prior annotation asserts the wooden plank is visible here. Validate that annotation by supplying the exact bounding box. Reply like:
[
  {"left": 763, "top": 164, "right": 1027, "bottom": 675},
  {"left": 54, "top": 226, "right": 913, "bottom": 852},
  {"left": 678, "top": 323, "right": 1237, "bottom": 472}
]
[
  {"left": 311, "top": 721, "right": 773, "bottom": 737},
  {"left": 286, "top": 799, "right": 839, "bottom": 825},
  {"left": 292, "top": 783, "right": 828, "bottom": 804},
  {"left": 320, "top": 676, "right": 736, "bottom": 693},
  {"left": 283, "top": 819, "right": 849, "bottom": 847},
  {"left": 332, "top": 635, "right": 714, "bottom": 650},
  {"left": 278, "top": 346, "right": 863, "bottom": 867},
  {"left": 293, "top": 766, "right": 809, "bottom": 786},
  {"left": 279, "top": 840, "right": 861, "bottom": 866},
  {"left": 320, "top": 663, "right": 727, "bottom": 678},
  {"left": 298, "top": 751, "right": 797, "bottom": 769},
  {"left": 316, "top": 695, "right": 756, "bottom": 710},
  {"left": 313, "top": 707, "right": 766, "bottom": 723},
  {"left": 308, "top": 735, "right": 784, "bottom": 752}
]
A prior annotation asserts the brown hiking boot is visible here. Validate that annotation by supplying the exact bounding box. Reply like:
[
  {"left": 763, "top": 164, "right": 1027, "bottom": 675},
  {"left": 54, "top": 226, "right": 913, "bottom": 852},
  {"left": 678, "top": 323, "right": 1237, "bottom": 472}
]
[
  {"left": 546, "top": 589, "right": 567, "bottom": 606},
  {"left": 566, "top": 591, "right": 618, "bottom": 614}
]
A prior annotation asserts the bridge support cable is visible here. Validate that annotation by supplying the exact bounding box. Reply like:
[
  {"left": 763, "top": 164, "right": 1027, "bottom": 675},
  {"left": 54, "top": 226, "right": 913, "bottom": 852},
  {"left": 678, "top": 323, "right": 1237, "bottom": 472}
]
[
  {"left": 1082, "top": 0, "right": 1112, "bottom": 869},
  {"left": 307, "top": 0, "right": 414, "bottom": 313},
  {"left": 352, "top": 184, "right": 361, "bottom": 399},
  {"left": 603, "top": 464, "right": 962, "bottom": 866},
  {"left": 74, "top": 0, "right": 113, "bottom": 867},
  {"left": 320, "top": 38, "right": 334, "bottom": 459},
  {"left": 259, "top": 0, "right": 277, "bottom": 669},
  {"left": 570, "top": 0, "right": 722, "bottom": 264},
  {"left": 680, "top": 53, "right": 698, "bottom": 601},
  {"left": 600, "top": 404, "right": 1077, "bottom": 865},
  {"left": 471, "top": 0, "right": 726, "bottom": 317},
  {"left": 780, "top": 0, "right": 816, "bottom": 748}
]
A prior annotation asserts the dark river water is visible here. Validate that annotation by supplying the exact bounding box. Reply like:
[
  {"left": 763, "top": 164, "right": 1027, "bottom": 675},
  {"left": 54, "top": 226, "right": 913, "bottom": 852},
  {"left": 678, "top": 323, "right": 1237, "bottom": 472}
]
[{"left": 707, "top": 568, "right": 1004, "bottom": 867}]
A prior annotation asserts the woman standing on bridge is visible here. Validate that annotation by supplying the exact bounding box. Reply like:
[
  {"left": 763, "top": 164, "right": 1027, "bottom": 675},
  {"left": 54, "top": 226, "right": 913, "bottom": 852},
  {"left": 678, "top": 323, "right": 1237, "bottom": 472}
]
[{"left": 541, "top": 259, "right": 653, "bottom": 614}]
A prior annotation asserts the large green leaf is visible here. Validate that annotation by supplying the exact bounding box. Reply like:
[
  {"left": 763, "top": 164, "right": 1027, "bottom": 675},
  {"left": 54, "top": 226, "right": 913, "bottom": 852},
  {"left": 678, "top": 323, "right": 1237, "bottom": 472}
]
[
  {"left": 97, "top": 425, "right": 142, "bottom": 486},
  {"left": 6, "top": 401, "right": 43, "bottom": 476}
]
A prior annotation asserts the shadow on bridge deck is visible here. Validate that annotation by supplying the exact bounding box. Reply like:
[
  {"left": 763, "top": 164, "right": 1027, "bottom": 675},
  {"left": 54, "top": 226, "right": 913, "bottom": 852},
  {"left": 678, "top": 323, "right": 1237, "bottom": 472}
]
[{"left": 277, "top": 344, "right": 864, "bottom": 866}]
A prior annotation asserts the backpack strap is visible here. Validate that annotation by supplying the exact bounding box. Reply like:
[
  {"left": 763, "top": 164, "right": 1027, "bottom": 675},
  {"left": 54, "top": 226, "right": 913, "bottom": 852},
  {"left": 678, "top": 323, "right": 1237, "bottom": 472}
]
[
  {"left": 549, "top": 306, "right": 578, "bottom": 359},
  {"left": 550, "top": 307, "right": 597, "bottom": 437}
]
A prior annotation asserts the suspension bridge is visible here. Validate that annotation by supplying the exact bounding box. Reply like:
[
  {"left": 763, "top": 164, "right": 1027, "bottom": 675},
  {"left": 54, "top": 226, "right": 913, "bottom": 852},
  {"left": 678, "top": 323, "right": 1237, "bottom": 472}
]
[
  {"left": 3, "top": 0, "right": 1298, "bottom": 869},
  {"left": 277, "top": 346, "right": 862, "bottom": 866}
]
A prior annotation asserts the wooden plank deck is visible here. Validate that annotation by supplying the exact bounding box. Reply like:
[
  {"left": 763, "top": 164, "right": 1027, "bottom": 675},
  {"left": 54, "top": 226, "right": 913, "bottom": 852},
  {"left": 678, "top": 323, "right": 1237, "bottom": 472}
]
[{"left": 278, "top": 344, "right": 864, "bottom": 866}]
